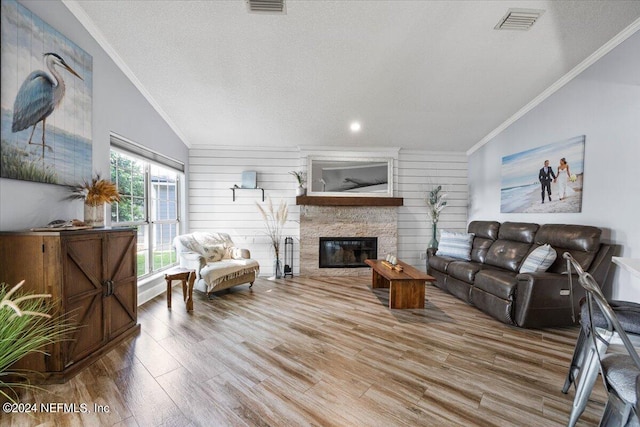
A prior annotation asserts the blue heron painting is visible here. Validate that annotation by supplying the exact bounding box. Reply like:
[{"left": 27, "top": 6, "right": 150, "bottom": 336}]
[
  {"left": 12, "top": 53, "right": 83, "bottom": 156},
  {"left": 1, "top": 0, "right": 92, "bottom": 185}
]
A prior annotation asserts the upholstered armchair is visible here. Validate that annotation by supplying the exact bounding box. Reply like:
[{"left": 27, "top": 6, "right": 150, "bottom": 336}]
[{"left": 173, "top": 232, "right": 259, "bottom": 295}]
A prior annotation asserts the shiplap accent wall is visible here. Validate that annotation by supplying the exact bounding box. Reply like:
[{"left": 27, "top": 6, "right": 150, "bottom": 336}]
[
  {"left": 189, "top": 146, "right": 303, "bottom": 277},
  {"left": 188, "top": 146, "right": 467, "bottom": 276},
  {"left": 397, "top": 150, "right": 469, "bottom": 270}
]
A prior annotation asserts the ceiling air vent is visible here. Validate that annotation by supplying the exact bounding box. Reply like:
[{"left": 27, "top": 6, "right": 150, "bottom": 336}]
[
  {"left": 495, "top": 8, "right": 544, "bottom": 31},
  {"left": 246, "top": 0, "right": 286, "bottom": 14}
]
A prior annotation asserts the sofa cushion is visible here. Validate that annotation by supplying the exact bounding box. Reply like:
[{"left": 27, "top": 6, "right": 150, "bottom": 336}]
[
  {"left": 498, "top": 222, "right": 539, "bottom": 243},
  {"left": 470, "top": 237, "right": 495, "bottom": 264},
  {"left": 428, "top": 254, "right": 457, "bottom": 273},
  {"left": 436, "top": 230, "right": 474, "bottom": 261},
  {"left": 475, "top": 270, "right": 518, "bottom": 300},
  {"left": 447, "top": 261, "right": 483, "bottom": 284},
  {"left": 484, "top": 240, "right": 533, "bottom": 273},
  {"left": 535, "top": 224, "right": 602, "bottom": 274},
  {"left": 468, "top": 220, "right": 500, "bottom": 263},
  {"left": 468, "top": 221, "right": 500, "bottom": 240},
  {"left": 519, "top": 244, "right": 557, "bottom": 273}
]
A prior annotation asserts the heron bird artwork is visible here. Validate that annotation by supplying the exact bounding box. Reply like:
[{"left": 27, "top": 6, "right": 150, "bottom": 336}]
[{"left": 11, "top": 52, "right": 83, "bottom": 157}]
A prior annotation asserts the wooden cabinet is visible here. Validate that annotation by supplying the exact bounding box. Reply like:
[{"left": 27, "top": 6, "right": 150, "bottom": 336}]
[{"left": 0, "top": 228, "right": 140, "bottom": 383}]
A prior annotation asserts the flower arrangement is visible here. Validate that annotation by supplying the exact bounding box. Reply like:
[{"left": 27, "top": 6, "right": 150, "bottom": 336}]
[
  {"left": 426, "top": 185, "right": 447, "bottom": 224},
  {"left": 289, "top": 171, "right": 306, "bottom": 187},
  {"left": 256, "top": 198, "right": 289, "bottom": 262},
  {"left": 66, "top": 174, "right": 121, "bottom": 206},
  {"left": 0, "top": 280, "right": 75, "bottom": 403}
]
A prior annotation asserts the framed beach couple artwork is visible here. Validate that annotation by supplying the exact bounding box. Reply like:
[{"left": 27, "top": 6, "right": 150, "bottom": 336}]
[
  {"left": 0, "top": 0, "right": 92, "bottom": 186},
  {"left": 501, "top": 135, "right": 585, "bottom": 213}
]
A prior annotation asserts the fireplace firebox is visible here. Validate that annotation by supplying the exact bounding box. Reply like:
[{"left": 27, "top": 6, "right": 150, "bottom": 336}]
[{"left": 319, "top": 237, "right": 378, "bottom": 268}]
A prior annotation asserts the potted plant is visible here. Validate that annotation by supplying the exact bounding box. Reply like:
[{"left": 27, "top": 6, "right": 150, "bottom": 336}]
[
  {"left": 66, "top": 174, "right": 120, "bottom": 227},
  {"left": 289, "top": 171, "right": 307, "bottom": 196},
  {"left": 0, "top": 280, "right": 74, "bottom": 403},
  {"left": 426, "top": 185, "right": 447, "bottom": 249},
  {"left": 256, "top": 198, "right": 288, "bottom": 279}
]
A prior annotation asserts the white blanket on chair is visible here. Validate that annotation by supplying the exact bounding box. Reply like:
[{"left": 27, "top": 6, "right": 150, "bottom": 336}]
[{"left": 200, "top": 259, "right": 260, "bottom": 292}]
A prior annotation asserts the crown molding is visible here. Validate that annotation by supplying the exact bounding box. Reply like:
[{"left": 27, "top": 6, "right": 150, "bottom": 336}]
[
  {"left": 61, "top": 0, "right": 192, "bottom": 148},
  {"left": 467, "top": 17, "right": 640, "bottom": 156}
]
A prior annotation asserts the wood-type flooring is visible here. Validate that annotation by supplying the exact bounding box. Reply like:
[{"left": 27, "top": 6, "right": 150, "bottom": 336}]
[{"left": 3, "top": 276, "right": 607, "bottom": 426}]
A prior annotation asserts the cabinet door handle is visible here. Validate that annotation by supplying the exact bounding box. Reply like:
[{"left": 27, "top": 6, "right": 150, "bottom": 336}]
[{"left": 103, "top": 280, "right": 114, "bottom": 296}]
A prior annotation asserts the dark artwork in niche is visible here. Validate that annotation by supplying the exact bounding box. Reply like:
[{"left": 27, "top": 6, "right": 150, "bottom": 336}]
[{"left": 319, "top": 237, "right": 378, "bottom": 268}]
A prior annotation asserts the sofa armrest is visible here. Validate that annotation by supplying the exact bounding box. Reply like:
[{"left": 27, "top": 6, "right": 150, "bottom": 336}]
[
  {"left": 514, "top": 272, "right": 579, "bottom": 328},
  {"left": 587, "top": 244, "right": 614, "bottom": 289},
  {"left": 178, "top": 251, "right": 205, "bottom": 279}
]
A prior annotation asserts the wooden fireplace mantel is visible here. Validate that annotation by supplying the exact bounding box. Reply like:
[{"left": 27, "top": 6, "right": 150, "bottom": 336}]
[{"left": 296, "top": 196, "right": 404, "bottom": 207}]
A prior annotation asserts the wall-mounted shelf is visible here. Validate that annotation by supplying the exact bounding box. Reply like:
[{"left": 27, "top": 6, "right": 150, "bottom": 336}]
[
  {"left": 231, "top": 187, "right": 265, "bottom": 202},
  {"left": 296, "top": 196, "right": 403, "bottom": 207}
]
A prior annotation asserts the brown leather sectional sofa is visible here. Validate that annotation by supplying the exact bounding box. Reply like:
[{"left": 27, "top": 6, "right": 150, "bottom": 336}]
[{"left": 427, "top": 221, "right": 614, "bottom": 328}]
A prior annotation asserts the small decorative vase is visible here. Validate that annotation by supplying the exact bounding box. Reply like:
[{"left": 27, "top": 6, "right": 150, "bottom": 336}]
[
  {"left": 273, "top": 258, "right": 283, "bottom": 279},
  {"left": 428, "top": 222, "right": 439, "bottom": 249},
  {"left": 84, "top": 203, "right": 105, "bottom": 228},
  {"left": 296, "top": 186, "right": 306, "bottom": 196}
]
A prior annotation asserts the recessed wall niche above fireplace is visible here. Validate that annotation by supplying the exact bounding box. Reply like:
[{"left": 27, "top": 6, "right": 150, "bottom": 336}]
[{"left": 319, "top": 237, "right": 377, "bottom": 268}]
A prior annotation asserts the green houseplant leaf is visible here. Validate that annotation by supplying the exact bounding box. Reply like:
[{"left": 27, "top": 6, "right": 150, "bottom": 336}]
[{"left": 0, "top": 280, "right": 75, "bottom": 404}]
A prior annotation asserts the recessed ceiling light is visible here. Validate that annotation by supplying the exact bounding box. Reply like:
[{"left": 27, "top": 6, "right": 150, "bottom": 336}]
[{"left": 350, "top": 122, "right": 361, "bottom": 133}]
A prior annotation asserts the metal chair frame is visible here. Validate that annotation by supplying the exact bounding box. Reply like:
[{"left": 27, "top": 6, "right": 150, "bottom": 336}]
[{"left": 564, "top": 253, "right": 640, "bottom": 427}]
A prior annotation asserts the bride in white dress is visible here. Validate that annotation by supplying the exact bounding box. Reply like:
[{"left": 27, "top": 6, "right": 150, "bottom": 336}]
[{"left": 556, "top": 157, "right": 573, "bottom": 200}]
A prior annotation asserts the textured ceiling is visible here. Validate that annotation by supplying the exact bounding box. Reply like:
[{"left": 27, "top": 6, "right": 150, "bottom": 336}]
[{"left": 69, "top": 1, "right": 640, "bottom": 151}]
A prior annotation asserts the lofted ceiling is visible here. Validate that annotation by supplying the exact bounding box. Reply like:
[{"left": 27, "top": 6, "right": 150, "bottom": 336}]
[{"left": 67, "top": 1, "right": 640, "bottom": 152}]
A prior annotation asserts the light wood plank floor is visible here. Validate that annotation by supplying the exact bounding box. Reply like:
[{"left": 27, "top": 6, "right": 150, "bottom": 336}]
[{"left": 4, "top": 276, "right": 608, "bottom": 426}]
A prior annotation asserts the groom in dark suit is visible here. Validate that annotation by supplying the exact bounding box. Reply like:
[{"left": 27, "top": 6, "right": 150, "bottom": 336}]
[{"left": 539, "top": 160, "right": 556, "bottom": 203}]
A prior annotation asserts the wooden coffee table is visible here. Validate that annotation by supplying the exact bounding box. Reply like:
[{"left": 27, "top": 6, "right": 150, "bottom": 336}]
[{"left": 364, "top": 259, "right": 434, "bottom": 309}]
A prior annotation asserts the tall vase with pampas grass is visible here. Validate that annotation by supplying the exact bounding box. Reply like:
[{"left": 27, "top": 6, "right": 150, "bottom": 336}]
[
  {"left": 426, "top": 185, "right": 447, "bottom": 249},
  {"left": 256, "top": 198, "right": 288, "bottom": 279}
]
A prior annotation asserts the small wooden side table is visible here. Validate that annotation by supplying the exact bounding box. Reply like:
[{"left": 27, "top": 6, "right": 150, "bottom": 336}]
[{"left": 164, "top": 267, "right": 195, "bottom": 311}]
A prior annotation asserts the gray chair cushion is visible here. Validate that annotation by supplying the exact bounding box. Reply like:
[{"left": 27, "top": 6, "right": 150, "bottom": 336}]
[
  {"left": 581, "top": 300, "right": 640, "bottom": 335},
  {"left": 601, "top": 353, "right": 640, "bottom": 406}
]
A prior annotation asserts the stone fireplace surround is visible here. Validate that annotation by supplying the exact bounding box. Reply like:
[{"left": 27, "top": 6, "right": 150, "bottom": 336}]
[{"left": 299, "top": 205, "right": 398, "bottom": 277}]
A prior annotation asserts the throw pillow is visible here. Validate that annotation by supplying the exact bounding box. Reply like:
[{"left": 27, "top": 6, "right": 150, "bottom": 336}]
[
  {"left": 203, "top": 245, "right": 225, "bottom": 262},
  {"left": 436, "top": 230, "right": 474, "bottom": 261},
  {"left": 519, "top": 244, "right": 557, "bottom": 273}
]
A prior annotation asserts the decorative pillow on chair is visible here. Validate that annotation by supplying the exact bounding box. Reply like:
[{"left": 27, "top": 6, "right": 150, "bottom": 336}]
[
  {"left": 519, "top": 244, "right": 557, "bottom": 273},
  {"left": 436, "top": 230, "right": 474, "bottom": 261},
  {"left": 203, "top": 245, "right": 225, "bottom": 262}
]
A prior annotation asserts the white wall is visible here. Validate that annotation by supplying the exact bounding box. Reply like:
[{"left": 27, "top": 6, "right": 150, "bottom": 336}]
[
  {"left": 468, "top": 31, "right": 640, "bottom": 301},
  {"left": 189, "top": 146, "right": 467, "bottom": 275},
  {"left": 0, "top": 0, "right": 189, "bottom": 231}
]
